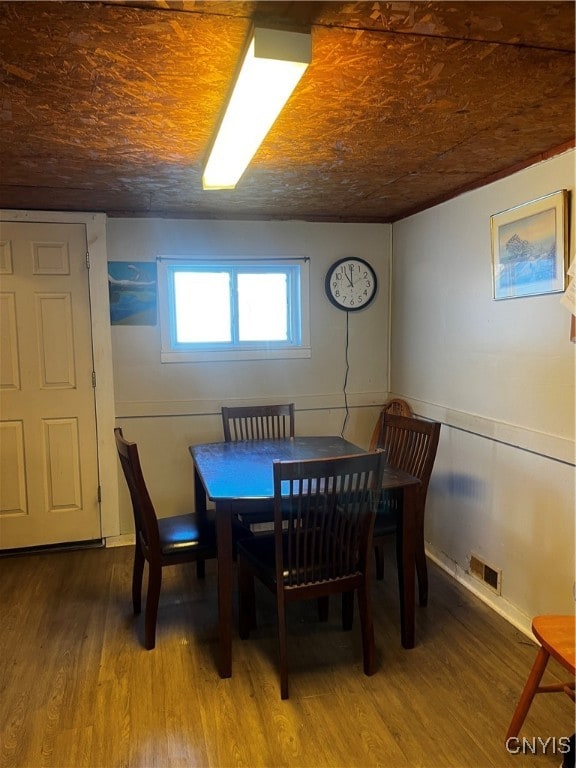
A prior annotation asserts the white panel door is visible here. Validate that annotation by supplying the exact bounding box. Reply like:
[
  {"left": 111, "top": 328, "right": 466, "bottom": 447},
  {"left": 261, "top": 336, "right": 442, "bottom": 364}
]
[{"left": 0, "top": 222, "right": 101, "bottom": 549}]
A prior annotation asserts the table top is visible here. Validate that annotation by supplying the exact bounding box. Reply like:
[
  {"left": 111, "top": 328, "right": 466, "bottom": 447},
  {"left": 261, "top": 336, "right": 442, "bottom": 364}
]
[{"left": 190, "top": 435, "right": 419, "bottom": 501}]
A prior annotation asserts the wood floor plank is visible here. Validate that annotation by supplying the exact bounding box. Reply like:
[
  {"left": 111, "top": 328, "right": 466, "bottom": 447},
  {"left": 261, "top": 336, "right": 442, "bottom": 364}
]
[{"left": 0, "top": 543, "right": 573, "bottom": 768}]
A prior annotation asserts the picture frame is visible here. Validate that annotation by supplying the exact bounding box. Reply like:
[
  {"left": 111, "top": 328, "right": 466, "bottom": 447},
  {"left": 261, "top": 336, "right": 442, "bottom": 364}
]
[
  {"left": 108, "top": 261, "right": 157, "bottom": 325},
  {"left": 490, "top": 189, "right": 568, "bottom": 300}
]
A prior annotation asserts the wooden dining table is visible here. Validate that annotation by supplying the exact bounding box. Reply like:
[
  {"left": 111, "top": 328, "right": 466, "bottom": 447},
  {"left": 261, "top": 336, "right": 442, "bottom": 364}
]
[{"left": 189, "top": 435, "right": 421, "bottom": 679}]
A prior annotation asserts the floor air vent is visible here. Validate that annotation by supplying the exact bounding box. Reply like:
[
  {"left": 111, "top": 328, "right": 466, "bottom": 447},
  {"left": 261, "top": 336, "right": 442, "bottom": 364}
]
[{"left": 470, "top": 554, "right": 502, "bottom": 594}]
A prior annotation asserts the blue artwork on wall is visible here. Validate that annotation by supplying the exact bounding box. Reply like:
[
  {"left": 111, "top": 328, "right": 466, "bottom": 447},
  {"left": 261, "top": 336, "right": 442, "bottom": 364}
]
[{"left": 108, "top": 262, "right": 157, "bottom": 325}]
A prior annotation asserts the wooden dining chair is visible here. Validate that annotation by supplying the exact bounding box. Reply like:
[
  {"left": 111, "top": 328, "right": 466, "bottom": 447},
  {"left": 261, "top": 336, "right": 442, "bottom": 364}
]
[
  {"left": 221, "top": 403, "right": 295, "bottom": 533},
  {"left": 369, "top": 399, "right": 413, "bottom": 459},
  {"left": 237, "top": 450, "right": 386, "bottom": 699},
  {"left": 221, "top": 403, "right": 295, "bottom": 442},
  {"left": 114, "top": 428, "right": 217, "bottom": 649},
  {"left": 370, "top": 412, "right": 441, "bottom": 606},
  {"left": 506, "top": 615, "right": 575, "bottom": 742}
]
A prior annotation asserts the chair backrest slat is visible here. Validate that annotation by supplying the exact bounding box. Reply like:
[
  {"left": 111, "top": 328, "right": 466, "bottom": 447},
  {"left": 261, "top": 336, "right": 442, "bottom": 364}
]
[
  {"left": 273, "top": 452, "right": 385, "bottom": 588},
  {"left": 222, "top": 404, "right": 295, "bottom": 442}
]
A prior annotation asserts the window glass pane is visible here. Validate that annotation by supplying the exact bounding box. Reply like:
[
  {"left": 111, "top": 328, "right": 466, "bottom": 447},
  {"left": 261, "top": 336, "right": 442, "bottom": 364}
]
[
  {"left": 173, "top": 271, "right": 231, "bottom": 342},
  {"left": 159, "top": 258, "right": 309, "bottom": 361},
  {"left": 237, "top": 273, "right": 288, "bottom": 341}
]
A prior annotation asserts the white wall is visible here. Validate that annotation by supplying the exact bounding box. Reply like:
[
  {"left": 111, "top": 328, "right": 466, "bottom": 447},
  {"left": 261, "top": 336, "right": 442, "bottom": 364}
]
[
  {"left": 107, "top": 219, "right": 392, "bottom": 531},
  {"left": 390, "top": 149, "right": 575, "bottom": 630}
]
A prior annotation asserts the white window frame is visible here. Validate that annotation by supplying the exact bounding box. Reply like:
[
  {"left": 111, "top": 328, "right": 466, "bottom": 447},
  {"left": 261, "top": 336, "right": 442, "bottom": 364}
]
[{"left": 158, "top": 257, "right": 311, "bottom": 362}]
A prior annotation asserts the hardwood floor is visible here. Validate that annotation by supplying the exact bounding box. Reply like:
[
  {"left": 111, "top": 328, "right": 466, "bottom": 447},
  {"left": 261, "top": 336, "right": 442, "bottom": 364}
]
[{"left": 0, "top": 541, "right": 573, "bottom": 768}]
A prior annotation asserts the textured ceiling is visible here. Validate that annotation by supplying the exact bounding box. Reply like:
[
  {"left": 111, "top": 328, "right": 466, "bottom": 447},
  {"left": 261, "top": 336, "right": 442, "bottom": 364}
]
[{"left": 0, "top": 1, "right": 574, "bottom": 222}]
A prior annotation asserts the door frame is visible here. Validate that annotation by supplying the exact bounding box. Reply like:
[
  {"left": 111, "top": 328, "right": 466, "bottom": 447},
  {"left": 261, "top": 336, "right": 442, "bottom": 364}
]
[{"left": 0, "top": 209, "right": 120, "bottom": 539}]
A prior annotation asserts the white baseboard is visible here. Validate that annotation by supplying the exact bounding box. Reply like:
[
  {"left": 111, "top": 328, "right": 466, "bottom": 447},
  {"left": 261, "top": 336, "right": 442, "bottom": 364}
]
[
  {"left": 426, "top": 544, "right": 534, "bottom": 640},
  {"left": 105, "top": 533, "right": 135, "bottom": 548}
]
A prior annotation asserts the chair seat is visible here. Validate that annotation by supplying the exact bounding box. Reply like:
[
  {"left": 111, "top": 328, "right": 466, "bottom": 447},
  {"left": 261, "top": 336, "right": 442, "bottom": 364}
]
[
  {"left": 232, "top": 499, "right": 275, "bottom": 525},
  {"left": 237, "top": 532, "right": 278, "bottom": 573},
  {"left": 158, "top": 513, "right": 216, "bottom": 556},
  {"left": 533, "top": 615, "right": 576, "bottom": 671},
  {"left": 233, "top": 500, "right": 295, "bottom": 536},
  {"left": 238, "top": 532, "right": 362, "bottom": 586},
  {"left": 233, "top": 498, "right": 295, "bottom": 524}
]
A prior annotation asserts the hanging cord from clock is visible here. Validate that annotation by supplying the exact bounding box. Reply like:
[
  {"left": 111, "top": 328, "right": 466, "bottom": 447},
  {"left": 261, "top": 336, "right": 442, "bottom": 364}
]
[{"left": 340, "top": 310, "right": 350, "bottom": 438}]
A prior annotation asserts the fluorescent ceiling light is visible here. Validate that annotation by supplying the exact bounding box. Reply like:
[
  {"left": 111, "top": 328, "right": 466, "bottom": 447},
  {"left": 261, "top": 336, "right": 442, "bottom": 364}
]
[{"left": 202, "top": 27, "right": 311, "bottom": 191}]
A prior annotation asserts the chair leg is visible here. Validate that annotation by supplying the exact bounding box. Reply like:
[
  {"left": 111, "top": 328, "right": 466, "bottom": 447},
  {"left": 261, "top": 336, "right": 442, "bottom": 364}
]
[
  {"left": 415, "top": 547, "right": 428, "bottom": 606},
  {"left": 317, "top": 596, "right": 329, "bottom": 622},
  {"left": 132, "top": 544, "right": 145, "bottom": 615},
  {"left": 277, "top": 596, "right": 289, "bottom": 700},
  {"left": 395, "top": 524, "right": 404, "bottom": 608},
  {"left": 238, "top": 556, "right": 256, "bottom": 639},
  {"left": 196, "top": 559, "right": 206, "bottom": 579},
  {"left": 144, "top": 563, "right": 162, "bottom": 650},
  {"left": 342, "top": 591, "right": 354, "bottom": 631},
  {"left": 505, "top": 646, "right": 550, "bottom": 741},
  {"left": 415, "top": 510, "right": 428, "bottom": 606},
  {"left": 356, "top": 582, "right": 376, "bottom": 676},
  {"left": 374, "top": 540, "right": 385, "bottom": 581}
]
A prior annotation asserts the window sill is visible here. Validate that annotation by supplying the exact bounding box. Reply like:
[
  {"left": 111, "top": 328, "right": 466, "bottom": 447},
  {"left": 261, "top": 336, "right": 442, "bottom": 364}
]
[{"left": 161, "top": 346, "right": 311, "bottom": 363}]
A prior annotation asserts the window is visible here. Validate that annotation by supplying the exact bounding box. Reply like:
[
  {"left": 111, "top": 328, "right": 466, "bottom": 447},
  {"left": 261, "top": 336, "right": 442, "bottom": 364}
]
[{"left": 158, "top": 258, "right": 310, "bottom": 362}]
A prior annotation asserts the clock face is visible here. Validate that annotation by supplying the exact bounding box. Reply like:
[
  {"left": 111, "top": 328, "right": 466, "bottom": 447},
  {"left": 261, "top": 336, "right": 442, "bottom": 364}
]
[{"left": 325, "top": 257, "right": 377, "bottom": 311}]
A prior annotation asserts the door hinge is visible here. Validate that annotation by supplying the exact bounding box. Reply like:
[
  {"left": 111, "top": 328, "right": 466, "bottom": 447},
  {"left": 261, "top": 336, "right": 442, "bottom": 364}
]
[
  {"left": 91, "top": 370, "right": 96, "bottom": 388},
  {"left": 86, "top": 251, "right": 90, "bottom": 269},
  {"left": 97, "top": 485, "right": 102, "bottom": 503}
]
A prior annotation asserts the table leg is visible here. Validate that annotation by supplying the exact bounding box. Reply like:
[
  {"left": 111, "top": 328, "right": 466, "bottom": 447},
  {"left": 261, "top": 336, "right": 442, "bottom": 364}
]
[
  {"left": 400, "top": 483, "right": 416, "bottom": 649},
  {"left": 215, "top": 500, "right": 233, "bottom": 678},
  {"left": 194, "top": 466, "right": 207, "bottom": 516},
  {"left": 193, "top": 468, "right": 233, "bottom": 678}
]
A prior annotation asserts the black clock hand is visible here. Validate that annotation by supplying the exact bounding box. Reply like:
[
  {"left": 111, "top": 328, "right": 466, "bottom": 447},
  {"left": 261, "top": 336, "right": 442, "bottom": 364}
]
[{"left": 345, "top": 266, "right": 354, "bottom": 287}]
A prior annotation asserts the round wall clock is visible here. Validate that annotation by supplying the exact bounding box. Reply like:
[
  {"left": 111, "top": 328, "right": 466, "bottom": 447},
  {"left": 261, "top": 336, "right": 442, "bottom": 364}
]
[{"left": 325, "top": 257, "right": 377, "bottom": 311}]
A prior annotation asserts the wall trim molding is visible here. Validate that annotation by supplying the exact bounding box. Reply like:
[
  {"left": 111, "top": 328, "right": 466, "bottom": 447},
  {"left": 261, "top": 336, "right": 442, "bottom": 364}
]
[
  {"left": 390, "top": 394, "right": 575, "bottom": 466},
  {"left": 105, "top": 533, "right": 136, "bottom": 548},
  {"left": 114, "top": 391, "right": 390, "bottom": 418}
]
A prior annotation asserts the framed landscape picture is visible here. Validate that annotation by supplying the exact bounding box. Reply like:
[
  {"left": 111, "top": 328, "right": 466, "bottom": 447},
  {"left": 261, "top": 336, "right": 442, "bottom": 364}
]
[
  {"left": 490, "top": 189, "right": 568, "bottom": 300},
  {"left": 108, "top": 261, "right": 157, "bottom": 325}
]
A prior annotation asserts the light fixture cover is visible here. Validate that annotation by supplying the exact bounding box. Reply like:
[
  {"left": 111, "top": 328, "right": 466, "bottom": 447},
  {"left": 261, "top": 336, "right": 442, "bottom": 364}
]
[{"left": 202, "top": 27, "right": 311, "bottom": 191}]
